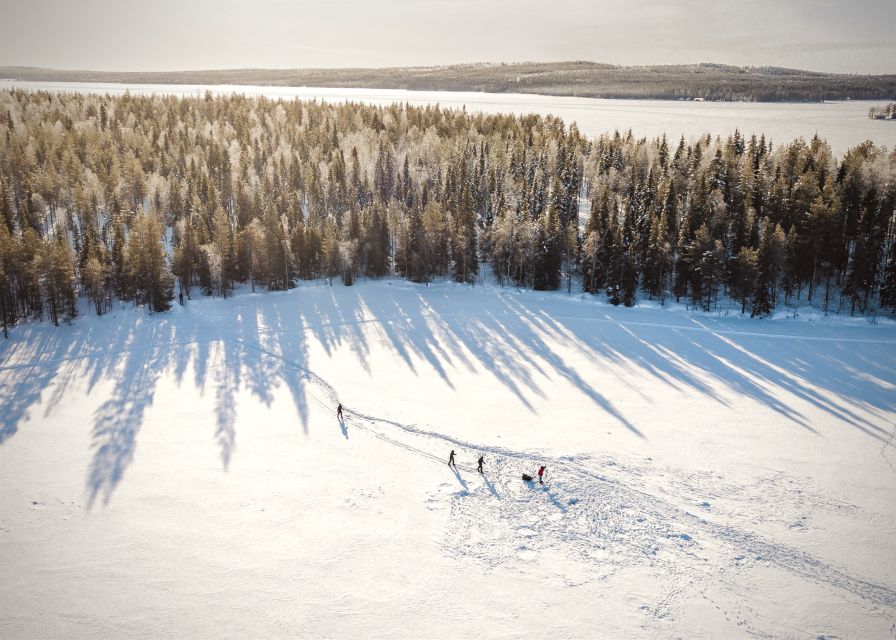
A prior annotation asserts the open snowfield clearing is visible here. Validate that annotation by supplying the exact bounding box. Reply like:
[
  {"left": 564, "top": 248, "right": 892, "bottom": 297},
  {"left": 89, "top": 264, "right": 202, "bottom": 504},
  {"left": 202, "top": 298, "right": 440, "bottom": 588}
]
[{"left": 1, "top": 280, "right": 895, "bottom": 639}]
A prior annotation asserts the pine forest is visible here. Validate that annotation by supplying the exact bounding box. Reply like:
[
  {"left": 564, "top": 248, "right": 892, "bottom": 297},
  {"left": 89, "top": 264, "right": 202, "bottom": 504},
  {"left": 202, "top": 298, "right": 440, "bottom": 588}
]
[{"left": 1, "top": 89, "right": 895, "bottom": 336}]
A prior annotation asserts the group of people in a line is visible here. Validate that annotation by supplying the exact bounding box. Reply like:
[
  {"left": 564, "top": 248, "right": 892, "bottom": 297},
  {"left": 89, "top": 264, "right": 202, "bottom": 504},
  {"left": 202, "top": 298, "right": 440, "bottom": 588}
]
[
  {"left": 336, "top": 403, "right": 546, "bottom": 484},
  {"left": 449, "top": 449, "right": 546, "bottom": 484}
]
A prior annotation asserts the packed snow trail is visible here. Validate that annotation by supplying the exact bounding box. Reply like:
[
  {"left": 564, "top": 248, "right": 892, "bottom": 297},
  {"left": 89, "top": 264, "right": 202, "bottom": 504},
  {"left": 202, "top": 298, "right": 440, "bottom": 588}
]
[
  {"left": 235, "top": 333, "right": 896, "bottom": 617},
  {"left": 883, "top": 423, "right": 896, "bottom": 476}
]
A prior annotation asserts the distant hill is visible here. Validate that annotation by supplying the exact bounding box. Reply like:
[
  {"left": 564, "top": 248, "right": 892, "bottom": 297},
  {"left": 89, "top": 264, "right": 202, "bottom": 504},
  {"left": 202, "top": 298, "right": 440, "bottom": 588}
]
[{"left": 3, "top": 62, "right": 895, "bottom": 102}]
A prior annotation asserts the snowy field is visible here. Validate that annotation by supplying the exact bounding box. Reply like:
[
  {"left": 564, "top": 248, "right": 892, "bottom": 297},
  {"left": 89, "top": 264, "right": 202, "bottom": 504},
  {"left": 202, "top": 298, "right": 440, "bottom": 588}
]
[
  {"left": 1, "top": 279, "right": 895, "bottom": 639},
  {"left": 1, "top": 80, "right": 894, "bottom": 156}
]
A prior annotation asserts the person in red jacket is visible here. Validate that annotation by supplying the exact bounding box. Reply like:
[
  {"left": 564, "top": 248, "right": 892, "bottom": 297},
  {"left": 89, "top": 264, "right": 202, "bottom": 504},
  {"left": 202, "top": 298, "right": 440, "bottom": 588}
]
[{"left": 537, "top": 465, "right": 546, "bottom": 484}]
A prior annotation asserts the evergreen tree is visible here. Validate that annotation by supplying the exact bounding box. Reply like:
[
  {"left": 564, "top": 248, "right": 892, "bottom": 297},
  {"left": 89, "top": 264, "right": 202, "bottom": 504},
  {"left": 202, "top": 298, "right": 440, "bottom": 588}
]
[
  {"left": 881, "top": 218, "right": 896, "bottom": 312},
  {"left": 729, "top": 246, "right": 759, "bottom": 314},
  {"left": 642, "top": 208, "right": 671, "bottom": 301},
  {"left": 263, "top": 202, "right": 291, "bottom": 290},
  {"left": 422, "top": 201, "right": 450, "bottom": 277},
  {"left": 127, "top": 212, "right": 174, "bottom": 313},
  {"left": 604, "top": 213, "right": 625, "bottom": 305},
  {"left": 0, "top": 221, "right": 15, "bottom": 337},
  {"left": 110, "top": 214, "right": 128, "bottom": 298},
  {"left": 239, "top": 219, "right": 266, "bottom": 292},
  {"left": 40, "top": 227, "right": 78, "bottom": 326},
  {"left": 752, "top": 219, "right": 785, "bottom": 317},
  {"left": 209, "top": 204, "right": 235, "bottom": 296},
  {"left": 692, "top": 223, "right": 724, "bottom": 310},
  {"left": 321, "top": 216, "right": 340, "bottom": 285},
  {"left": 366, "top": 204, "right": 391, "bottom": 278},
  {"left": 533, "top": 178, "right": 563, "bottom": 291},
  {"left": 451, "top": 181, "right": 478, "bottom": 284},
  {"left": 582, "top": 191, "right": 608, "bottom": 294}
]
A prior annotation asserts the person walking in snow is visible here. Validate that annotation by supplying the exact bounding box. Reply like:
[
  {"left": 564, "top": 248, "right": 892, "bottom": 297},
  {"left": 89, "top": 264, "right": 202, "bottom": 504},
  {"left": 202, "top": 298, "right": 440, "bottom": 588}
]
[
  {"left": 448, "top": 450, "right": 457, "bottom": 468},
  {"left": 336, "top": 403, "right": 344, "bottom": 420},
  {"left": 537, "top": 465, "right": 546, "bottom": 484},
  {"left": 477, "top": 455, "right": 484, "bottom": 474}
]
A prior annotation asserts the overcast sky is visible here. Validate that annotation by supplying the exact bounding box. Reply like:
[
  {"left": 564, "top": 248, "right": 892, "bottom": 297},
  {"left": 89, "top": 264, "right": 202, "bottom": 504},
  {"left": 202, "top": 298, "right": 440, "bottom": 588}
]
[{"left": 2, "top": 0, "right": 894, "bottom": 74}]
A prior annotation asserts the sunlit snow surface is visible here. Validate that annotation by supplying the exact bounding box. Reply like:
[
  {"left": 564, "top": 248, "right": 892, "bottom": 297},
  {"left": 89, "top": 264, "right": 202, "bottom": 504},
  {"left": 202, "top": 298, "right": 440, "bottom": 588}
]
[
  {"left": 1, "top": 280, "right": 895, "bottom": 638},
  {"left": 1, "top": 80, "right": 894, "bottom": 156}
]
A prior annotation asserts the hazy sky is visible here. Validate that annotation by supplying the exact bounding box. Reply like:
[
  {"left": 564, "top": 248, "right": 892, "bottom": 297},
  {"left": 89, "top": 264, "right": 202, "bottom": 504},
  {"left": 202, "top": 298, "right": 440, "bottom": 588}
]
[{"left": 1, "top": 0, "right": 895, "bottom": 74}]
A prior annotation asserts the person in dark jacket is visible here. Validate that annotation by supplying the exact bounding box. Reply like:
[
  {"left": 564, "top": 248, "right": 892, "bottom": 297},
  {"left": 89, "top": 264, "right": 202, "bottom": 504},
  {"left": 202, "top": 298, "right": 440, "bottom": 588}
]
[
  {"left": 477, "top": 455, "right": 484, "bottom": 474},
  {"left": 448, "top": 450, "right": 457, "bottom": 468},
  {"left": 336, "top": 403, "right": 343, "bottom": 420},
  {"left": 537, "top": 465, "right": 546, "bottom": 483}
]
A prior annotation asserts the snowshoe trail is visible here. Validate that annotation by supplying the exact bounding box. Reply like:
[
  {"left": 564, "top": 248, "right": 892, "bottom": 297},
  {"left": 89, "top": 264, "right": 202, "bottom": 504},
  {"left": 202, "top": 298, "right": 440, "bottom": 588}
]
[{"left": 240, "top": 334, "right": 896, "bottom": 622}]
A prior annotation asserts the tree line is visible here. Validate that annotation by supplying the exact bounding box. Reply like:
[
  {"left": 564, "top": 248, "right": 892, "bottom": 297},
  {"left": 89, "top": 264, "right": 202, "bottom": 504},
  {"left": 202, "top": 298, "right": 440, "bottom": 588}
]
[
  {"left": 0, "top": 89, "right": 895, "bottom": 337},
  {"left": 5, "top": 62, "right": 896, "bottom": 102}
]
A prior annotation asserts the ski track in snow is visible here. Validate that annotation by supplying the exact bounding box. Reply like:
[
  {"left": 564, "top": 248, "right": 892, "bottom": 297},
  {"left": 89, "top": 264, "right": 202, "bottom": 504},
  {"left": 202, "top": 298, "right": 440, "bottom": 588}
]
[
  {"left": 882, "top": 423, "right": 896, "bottom": 477},
  {"left": 232, "top": 335, "right": 896, "bottom": 629}
]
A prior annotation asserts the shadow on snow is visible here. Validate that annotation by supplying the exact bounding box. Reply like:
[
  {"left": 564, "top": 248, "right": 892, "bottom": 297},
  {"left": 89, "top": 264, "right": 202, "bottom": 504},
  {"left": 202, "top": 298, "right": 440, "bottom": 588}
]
[{"left": 0, "top": 280, "right": 893, "bottom": 505}]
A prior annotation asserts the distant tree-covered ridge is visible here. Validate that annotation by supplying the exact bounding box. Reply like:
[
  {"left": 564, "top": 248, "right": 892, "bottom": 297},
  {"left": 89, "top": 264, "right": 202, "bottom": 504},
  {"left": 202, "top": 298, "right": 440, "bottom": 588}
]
[
  {"left": 0, "top": 89, "right": 895, "bottom": 337},
  {"left": 3, "top": 62, "right": 896, "bottom": 102}
]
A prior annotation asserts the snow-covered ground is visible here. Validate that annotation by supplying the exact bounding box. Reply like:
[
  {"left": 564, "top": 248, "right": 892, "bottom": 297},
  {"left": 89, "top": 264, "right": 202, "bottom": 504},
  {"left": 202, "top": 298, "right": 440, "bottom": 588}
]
[
  {"left": 1, "top": 280, "right": 895, "bottom": 639},
  {"left": 1, "top": 81, "right": 893, "bottom": 156}
]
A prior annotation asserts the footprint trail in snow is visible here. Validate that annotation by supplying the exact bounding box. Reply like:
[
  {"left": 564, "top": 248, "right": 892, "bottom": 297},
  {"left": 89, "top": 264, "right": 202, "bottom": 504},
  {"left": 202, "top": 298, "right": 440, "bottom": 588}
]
[{"left": 241, "top": 336, "right": 896, "bottom": 628}]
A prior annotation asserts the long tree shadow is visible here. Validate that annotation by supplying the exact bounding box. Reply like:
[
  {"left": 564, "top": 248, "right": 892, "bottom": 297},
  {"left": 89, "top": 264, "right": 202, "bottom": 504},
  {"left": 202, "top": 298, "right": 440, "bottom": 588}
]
[
  {"left": 87, "top": 319, "right": 175, "bottom": 507},
  {"left": 0, "top": 329, "right": 75, "bottom": 444},
  {"left": 257, "top": 297, "right": 313, "bottom": 434},
  {"left": 538, "top": 300, "right": 895, "bottom": 438},
  {"left": 2, "top": 279, "right": 894, "bottom": 509},
  {"left": 214, "top": 336, "right": 241, "bottom": 469}
]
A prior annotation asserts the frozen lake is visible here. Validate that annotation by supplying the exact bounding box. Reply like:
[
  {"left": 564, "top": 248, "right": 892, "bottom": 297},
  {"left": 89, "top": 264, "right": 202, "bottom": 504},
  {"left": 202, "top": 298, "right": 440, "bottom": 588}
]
[{"left": 2, "top": 80, "right": 894, "bottom": 156}]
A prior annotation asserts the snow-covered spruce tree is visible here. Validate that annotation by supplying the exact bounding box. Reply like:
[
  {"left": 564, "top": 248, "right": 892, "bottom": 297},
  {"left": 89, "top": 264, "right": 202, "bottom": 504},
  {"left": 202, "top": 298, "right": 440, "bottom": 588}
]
[
  {"left": 126, "top": 211, "right": 174, "bottom": 313},
  {"left": 205, "top": 203, "right": 236, "bottom": 298},
  {"left": 109, "top": 212, "right": 128, "bottom": 300},
  {"left": 420, "top": 200, "right": 448, "bottom": 278},
  {"left": 339, "top": 238, "right": 358, "bottom": 286},
  {"left": 39, "top": 228, "right": 77, "bottom": 327},
  {"left": 263, "top": 202, "right": 291, "bottom": 291},
  {"left": 81, "top": 253, "right": 111, "bottom": 316},
  {"left": 729, "top": 246, "right": 759, "bottom": 314},
  {"left": 642, "top": 205, "right": 671, "bottom": 302},
  {"left": 582, "top": 188, "right": 611, "bottom": 295},
  {"left": 321, "top": 215, "right": 340, "bottom": 286},
  {"left": 450, "top": 181, "right": 478, "bottom": 285},
  {"left": 692, "top": 224, "right": 724, "bottom": 311},
  {"left": 751, "top": 219, "right": 785, "bottom": 317},
  {"left": 0, "top": 175, "right": 14, "bottom": 235},
  {"left": 881, "top": 215, "right": 896, "bottom": 312},
  {"left": 533, "top": 178, "right": 563, "bottom": 291},
  {"left": 0, "top": 221, "right": 16, "bottom": 337},
  {"left": 604, "top": 210, "right": 625, "bottom": 305}
]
